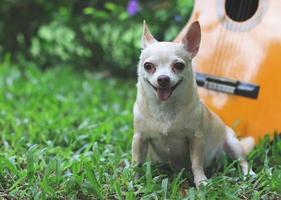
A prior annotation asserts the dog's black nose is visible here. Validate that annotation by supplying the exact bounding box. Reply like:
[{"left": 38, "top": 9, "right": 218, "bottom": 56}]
[{"left": 157, "top": 75, "right": 170, "bottom": 87}]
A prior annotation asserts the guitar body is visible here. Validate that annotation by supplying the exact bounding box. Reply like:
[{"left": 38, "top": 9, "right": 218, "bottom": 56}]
[{"left": 175, "top": 0, "right": 281, "bottom": 142}]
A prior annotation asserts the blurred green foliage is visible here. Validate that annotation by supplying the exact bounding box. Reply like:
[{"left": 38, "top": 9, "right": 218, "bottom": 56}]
[{"left": 0, "top": 0, "right": 193, "bottom": 76}]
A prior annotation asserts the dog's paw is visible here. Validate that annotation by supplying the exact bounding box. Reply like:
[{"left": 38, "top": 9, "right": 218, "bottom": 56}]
[
  {"left": 195, "top": 179, "right": 208, "bottom": 188},
  {"left": 194, "top": 176, "right": 208, "bottom": 188},
  {"left": 242, "top": 169, "right": 257, "bottom": 181},
  {"left": 133, "top": 164, "right": 144, "bottom": 181},
  {"left": 248, "top": 169, "right": 256, "bottom": 176}
]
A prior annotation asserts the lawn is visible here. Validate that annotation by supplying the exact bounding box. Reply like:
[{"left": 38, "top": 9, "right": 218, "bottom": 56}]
[{"left": 0, "top": 62, "right": 281, "bottom": 199}]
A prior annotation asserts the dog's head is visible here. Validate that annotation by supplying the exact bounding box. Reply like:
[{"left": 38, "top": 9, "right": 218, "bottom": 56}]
[{"left": 138, "top": 21, "right": 201, "bottom": 102}]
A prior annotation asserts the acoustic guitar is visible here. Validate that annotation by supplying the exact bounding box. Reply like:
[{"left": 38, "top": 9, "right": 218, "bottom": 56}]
[{"left": 174, "top": 0, "right": 281, "bottom": 142}]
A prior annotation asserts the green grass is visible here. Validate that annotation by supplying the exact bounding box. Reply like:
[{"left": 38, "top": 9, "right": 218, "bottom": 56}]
[{"left": 0, "top": 62, "right": 281, "bottom": 199}]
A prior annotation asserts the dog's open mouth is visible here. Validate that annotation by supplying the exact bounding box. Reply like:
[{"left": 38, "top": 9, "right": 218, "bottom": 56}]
[{"left": 146, "top": 79, "right": 183, "bottom": 101}]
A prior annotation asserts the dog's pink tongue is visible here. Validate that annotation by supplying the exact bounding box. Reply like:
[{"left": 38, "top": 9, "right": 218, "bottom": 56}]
[{"left": 157, "top": 88, "right": 171, "bottom": 101}]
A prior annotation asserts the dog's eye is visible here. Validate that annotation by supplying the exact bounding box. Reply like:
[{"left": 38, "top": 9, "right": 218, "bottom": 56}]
[
  {"left": 173, "top": 62, "right": 185, "bottom": 72},
  {"left": 144, "top": 62, "right": 155, "bottom": 73}
]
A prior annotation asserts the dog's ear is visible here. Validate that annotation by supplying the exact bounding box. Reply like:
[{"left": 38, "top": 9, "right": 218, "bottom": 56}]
[
  {"left": 182, "top": 21, "right": 201, "bottom": 58},
  {"left": 141, "top": 20, "right": 157, "bottom": 49}
]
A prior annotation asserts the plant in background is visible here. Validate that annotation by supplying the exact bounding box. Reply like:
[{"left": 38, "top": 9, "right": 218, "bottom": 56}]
[
  {"left": 0, "top": 0, "right": 194, "bottom": 76},
  {"left": 30, "top": 22, "right": 91, "bottom": 68}
]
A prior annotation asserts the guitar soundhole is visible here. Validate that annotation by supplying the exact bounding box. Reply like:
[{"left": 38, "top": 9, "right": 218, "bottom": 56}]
[{"left": 225, "top": 0, "right": 259, "bottom": 22}]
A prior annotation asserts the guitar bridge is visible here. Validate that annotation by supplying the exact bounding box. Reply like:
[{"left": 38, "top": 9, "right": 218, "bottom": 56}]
[{"left": 195, "top": 72, "right": 260, "bottom": 99}]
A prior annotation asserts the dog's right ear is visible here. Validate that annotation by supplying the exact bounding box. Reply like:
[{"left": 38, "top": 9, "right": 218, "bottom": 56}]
[
  {"left": 141, "top": 20, "right": 157, "bottom": 49},
  {"left": 182, "top": 21, "right": 201, "bottom": 58}
]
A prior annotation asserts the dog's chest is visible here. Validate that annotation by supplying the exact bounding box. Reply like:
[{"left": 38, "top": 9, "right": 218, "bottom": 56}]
[
  {"left": 148, "top": 135, "right": 190, "bottom": 170},
  {"left": 138, "top": 109, "right": 196, "bottom": 139}
]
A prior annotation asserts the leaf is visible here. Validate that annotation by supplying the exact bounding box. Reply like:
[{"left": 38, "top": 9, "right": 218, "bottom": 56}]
[
  {"left": 1, "top": 157, "right": 19, "bottom": 176},
  {"left": 84, "top": 162, "right": 103, "bottom": 199}
]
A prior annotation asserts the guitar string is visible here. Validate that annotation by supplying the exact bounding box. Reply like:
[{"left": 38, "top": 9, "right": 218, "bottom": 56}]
[
  {"left": 228, "top": 0, "right": 250, "bottom": 78},
  {"left": 210, "top": 0, "right": 250, "bottom": 94},
  {"left": 226, "top": 0, "right": 250, "bottom": 78},
  {"left": 209, "top": 0, "right": 236, "bottom": 77},
  {"left": 231, "top": 0, "right": 253, "bottom": 79},
  {"left": 217, "top": 0, "right": 250, "bottom": 79},
  {"left": 212, "top": 1, "right": 243, "bottom": 75},
  {"left": 208, "top": 0, "right": 230, "bottom": 77},
  {"left": 216, "top": 0, "right": 243, "bottom": 78},
  {"left": 239, "top": 0, "right": 255, "bottom": 77},
  {"left": 224, "top": 0, "right": 242, "bottom": 77},
  {"left": 209, "top": 0, "right": 242, "bottom": 93},
  {"left": 209, "top": 0, "right": 234, "bottom": 76}
]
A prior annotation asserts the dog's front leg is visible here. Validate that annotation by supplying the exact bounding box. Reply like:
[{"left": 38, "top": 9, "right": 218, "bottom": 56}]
[
  {"left": 189, "top": 134, "right": 207, "bottom": 188},
  {"left": 132, "top": 133, "right": 148, "bottom": 166}
]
